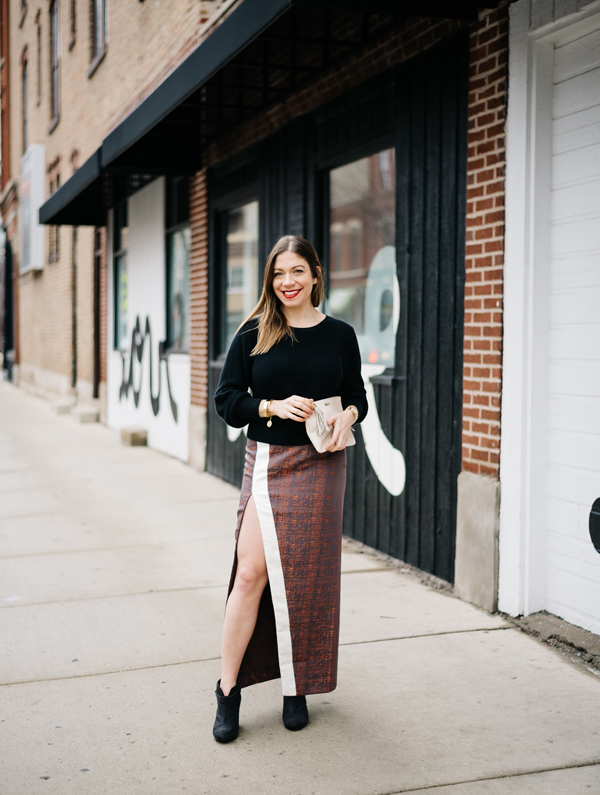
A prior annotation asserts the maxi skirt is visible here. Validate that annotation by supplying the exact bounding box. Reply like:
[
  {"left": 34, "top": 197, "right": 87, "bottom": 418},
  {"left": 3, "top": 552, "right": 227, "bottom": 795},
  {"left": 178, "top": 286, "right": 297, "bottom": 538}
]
[{"left": 227, "top": 439, "right": 347, "bottom": 696}]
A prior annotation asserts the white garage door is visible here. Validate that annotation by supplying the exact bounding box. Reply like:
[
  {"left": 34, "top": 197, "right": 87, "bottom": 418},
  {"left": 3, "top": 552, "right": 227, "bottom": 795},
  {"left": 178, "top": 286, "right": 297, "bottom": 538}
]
[{"left": 546, "top": 19, "right": 600, "bottom": 633}]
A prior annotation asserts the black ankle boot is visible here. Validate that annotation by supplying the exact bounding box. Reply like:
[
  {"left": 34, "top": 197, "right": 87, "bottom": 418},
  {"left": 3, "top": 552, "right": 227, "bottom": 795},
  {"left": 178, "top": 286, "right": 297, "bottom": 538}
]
[
  {"left": 213, "top": 680, "right": 241, "bottom": 743},
  {"left": 282, "top": 695, "right": 308, "bottom": 731}
]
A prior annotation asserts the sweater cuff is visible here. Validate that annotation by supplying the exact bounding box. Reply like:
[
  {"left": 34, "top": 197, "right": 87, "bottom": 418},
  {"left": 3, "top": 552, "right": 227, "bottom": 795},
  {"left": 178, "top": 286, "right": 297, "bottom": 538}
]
[{"left": 235, "top": 395, "right": 263, "bottom": 426}]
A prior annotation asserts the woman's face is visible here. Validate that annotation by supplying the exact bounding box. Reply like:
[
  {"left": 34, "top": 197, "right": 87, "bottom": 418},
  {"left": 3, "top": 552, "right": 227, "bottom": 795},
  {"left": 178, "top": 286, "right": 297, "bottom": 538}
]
[{"left": 271, "top": 251, "right": 318, "bottom": 310}]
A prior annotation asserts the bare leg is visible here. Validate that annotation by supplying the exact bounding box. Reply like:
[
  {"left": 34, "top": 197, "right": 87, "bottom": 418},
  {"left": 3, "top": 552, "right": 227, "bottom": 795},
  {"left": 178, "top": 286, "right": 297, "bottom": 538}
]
[{"left": 220, "top": 495, "right": 268, "bottom": 696}]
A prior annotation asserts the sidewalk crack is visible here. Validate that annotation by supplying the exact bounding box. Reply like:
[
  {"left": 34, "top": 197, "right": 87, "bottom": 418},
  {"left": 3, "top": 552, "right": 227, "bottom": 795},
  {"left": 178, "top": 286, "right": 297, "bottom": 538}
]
[{"left": 381, "top": 759, "right": 600, "bottom": 793}]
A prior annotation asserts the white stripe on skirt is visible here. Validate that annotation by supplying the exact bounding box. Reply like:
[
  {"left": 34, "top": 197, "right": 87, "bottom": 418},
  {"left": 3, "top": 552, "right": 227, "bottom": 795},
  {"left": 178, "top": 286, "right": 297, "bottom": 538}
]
[{"left": 252, "top": 441, "right": 297, "bottom": 696}]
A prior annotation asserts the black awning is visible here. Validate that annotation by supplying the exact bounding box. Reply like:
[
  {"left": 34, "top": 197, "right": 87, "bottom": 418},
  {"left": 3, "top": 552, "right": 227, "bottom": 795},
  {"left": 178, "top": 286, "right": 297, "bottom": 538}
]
[
  {"left": 40, "top": 0, "right": 497, "bottom": 225},
  {"left": 39, "top": 149, "right": 103, "bottom": 226}
]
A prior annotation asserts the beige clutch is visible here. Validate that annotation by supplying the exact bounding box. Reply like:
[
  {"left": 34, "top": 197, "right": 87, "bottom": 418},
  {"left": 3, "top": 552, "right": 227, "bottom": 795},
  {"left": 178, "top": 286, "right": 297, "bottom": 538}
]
[{"left": 305, "top": 396, "right": 356, "bottom": 454}]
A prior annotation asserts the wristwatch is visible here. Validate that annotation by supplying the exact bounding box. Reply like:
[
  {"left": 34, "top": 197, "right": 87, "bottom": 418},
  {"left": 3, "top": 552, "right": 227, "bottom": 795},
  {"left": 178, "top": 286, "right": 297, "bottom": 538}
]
[{"left": 346, "top": 405, "right": 359, "bottom": 420}]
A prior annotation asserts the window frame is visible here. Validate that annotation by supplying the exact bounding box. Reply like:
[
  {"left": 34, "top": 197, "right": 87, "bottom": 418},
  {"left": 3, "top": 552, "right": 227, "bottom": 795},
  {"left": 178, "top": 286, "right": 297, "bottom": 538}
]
[
  {"left": 88, "top": 0, "right": 107, "bottom": 78},
  {"left": 47, "top": 172, "right": 61, "bottom": 264},
  {"left": 21, "top": 57, "right": 28, "bottom": 154},
  {"left": 36, "top": 13, "right": 42, "bottom": 106},
  {"left": 113, "top": 199, "right": 128, "bottom": 351},
  {"left": 49, "top": 0, "right": 60, "bottom": 131},
  {"left": 165, "top": 176, "right": 191, "bottom": 354}
]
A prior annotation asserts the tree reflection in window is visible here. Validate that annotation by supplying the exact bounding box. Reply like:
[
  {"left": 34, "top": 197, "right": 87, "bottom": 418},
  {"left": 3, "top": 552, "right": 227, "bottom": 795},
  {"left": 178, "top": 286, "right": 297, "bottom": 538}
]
[{"left": 328, "top": 148, "right": 397, "bottom": 366}]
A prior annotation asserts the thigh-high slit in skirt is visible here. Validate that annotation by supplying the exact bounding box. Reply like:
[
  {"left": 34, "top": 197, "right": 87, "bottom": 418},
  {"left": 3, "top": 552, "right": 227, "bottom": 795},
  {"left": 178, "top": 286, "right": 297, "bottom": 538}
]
[{"left": 228, "top": 439, "right": 347, "bottom": 696}]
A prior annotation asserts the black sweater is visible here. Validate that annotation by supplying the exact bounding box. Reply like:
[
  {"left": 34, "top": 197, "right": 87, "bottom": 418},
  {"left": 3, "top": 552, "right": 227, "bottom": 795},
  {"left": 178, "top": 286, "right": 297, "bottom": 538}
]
[{"left": 214, "top": 315, "right": 368, "bottom": 446}]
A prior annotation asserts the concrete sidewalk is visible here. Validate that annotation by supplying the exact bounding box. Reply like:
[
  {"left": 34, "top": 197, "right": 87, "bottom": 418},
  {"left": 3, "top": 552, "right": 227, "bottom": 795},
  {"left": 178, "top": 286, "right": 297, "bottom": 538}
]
[{"left": 0, "top": 382, "right": 599, "bottom": 795}]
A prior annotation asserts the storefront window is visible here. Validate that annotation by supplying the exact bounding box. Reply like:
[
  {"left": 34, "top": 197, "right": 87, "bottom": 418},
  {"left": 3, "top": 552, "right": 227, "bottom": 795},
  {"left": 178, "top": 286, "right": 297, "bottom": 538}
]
[
  {"left": 113, "top": 200, "right": 128, "bottom": 350},
  {"left": 166, "top": 176, "right": 190, "bottom": 352},
  {"left": 222, "top": 200, "right": 259, "bottom": 354},
  {"left": 328, "top": 148, "right": 397, "bottom": 366},
  {"left": 167, "top": 227, "right": 191, "bottom": 351}
]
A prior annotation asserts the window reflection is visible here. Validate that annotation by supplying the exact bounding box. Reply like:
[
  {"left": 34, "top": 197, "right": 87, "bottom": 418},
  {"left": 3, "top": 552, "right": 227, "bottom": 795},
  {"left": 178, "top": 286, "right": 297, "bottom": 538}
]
[
  {"left": 223, "top": 200, "right": 259, "bottom": 354},
  {"left": 328, "top": 148, "right": 397, "bottom": 366},
  {"left": 167, "top": 227, "right": 190, "bottom": 351}
]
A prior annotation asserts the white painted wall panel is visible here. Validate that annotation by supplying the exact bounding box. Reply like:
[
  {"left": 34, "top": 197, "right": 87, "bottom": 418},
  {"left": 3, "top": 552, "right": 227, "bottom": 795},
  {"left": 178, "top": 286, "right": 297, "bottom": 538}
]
[
  {"left": 549, "top": 285, "right": 600, "bottom": 322},
  {"left": 553, "top": 26, "right": 600, "bottom": 82},
  {"left": 544, "top": 25, "right": 600, "bottom": 633},
  {"left": 554, "top": 102, "right": 600, "bottom": 136},
  {"left": 549, "top": 395, "right": 600, "bottom": 432},
  {"left": 106, "top": 178, "right": 190, "bottom": 462},
  {"left": 547, "top": 428, "right": 600, "bottom": 470},
  {"left": 548, "top": 362, "right": 600, "bottom": 397},
  {"left": 548, "top": 527, "right": 600, "bottom": 562},
  {"left": 552, "top": 182, "right": 600, "bottom": 218},
  {"left": 546, "top": 568, "right": 600, "bottom": 635},
  {"left": 553, "top": 106, "right": 600, "bottom": 153},
  {"left": 551, "top": 140, "right": 600, "bottom": 186},
  {"left": 549, "top": 327, "right": 600, "bottom": 360},
  {"left": 550, "top": 217, "right": 600, "bottom": 256},
  {"left": 547, "top": 462, "right": 600, "bottom": 505},
  {"left": 553, "top": 66, "right": 600, "bottom": 117}
]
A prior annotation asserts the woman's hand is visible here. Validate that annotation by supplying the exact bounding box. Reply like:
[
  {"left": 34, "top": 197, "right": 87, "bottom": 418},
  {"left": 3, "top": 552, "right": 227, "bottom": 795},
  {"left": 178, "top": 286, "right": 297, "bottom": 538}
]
[
  {"left": 325, "top": 408, "right": 356, "bottom": 452},
  {"left": 271, "top": 395, "right": 314, "bottom": 423}
]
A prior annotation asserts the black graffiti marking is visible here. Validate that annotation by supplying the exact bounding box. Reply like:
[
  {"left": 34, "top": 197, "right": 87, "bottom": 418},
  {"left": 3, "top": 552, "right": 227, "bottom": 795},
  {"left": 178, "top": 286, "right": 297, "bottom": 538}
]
[
  {"left": 119, "top": 315, "right": 178, "bottom": 423},
  {"left": 589, "top": 498, "right": 600, "bottom": 555}
]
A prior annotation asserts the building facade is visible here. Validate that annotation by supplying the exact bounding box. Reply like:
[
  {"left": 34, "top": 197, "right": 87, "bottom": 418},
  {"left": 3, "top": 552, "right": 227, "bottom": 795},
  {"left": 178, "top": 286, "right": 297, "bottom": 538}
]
[
  {"left": 0, "top": 0, "right": 228, "bottom": 410},
  {"left": 3, "top": 0, "right": 599, "bottom": 632}
]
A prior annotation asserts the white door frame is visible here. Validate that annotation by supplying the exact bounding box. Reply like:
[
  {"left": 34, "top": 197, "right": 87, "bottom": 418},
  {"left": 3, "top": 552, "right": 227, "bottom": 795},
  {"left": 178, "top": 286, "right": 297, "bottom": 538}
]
[{"left": 499, "top": 0, "right": 600, "bottom": 616}]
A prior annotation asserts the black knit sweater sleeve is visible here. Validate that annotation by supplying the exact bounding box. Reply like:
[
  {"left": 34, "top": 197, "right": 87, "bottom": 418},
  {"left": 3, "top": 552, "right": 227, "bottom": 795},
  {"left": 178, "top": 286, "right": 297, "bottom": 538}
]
[
  {"left": 214, "top": 324, "right": 262, "bottom": 428},
  {"left": 340, "top": 323, "right": 369, "bottom": 423}
]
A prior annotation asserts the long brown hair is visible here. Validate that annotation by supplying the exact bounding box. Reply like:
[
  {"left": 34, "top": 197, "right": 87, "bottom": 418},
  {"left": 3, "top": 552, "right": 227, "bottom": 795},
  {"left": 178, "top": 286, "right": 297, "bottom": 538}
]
[{"left": 241, "top": 235, "right": 325, "bottom": 356}]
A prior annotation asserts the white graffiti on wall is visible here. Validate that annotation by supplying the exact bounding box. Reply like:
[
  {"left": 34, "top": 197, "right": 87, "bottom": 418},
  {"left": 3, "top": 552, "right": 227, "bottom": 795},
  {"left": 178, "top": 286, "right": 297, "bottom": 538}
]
[{"left": 226, "top": 246, "right": 406, "bottom": 497}]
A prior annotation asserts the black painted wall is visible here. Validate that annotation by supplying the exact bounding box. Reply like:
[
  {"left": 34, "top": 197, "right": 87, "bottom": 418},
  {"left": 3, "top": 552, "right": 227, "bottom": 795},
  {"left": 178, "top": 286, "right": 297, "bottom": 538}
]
[{"left": 206, "top": 31, "right": 468, "bottom": 583}]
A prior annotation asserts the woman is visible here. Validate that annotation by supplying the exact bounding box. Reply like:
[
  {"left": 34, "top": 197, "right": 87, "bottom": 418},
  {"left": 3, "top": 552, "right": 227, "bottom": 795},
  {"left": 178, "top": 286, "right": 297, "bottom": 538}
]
[{"left": 213, "top": 235, "right": 368, "bottom": 743}]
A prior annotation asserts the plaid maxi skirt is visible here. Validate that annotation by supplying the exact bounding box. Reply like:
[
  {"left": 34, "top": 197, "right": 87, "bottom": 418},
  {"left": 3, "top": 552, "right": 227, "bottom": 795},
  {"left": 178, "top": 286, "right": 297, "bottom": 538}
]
[{"left": 228, "top": 439, "right": 347, "bottom": 696}]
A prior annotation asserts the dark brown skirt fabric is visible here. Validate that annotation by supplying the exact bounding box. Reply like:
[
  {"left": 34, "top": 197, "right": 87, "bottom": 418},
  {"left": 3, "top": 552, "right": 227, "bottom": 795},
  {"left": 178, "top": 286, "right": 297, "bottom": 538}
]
[{"left": 227, "top": 439, "right": 347, "bottom": 696}]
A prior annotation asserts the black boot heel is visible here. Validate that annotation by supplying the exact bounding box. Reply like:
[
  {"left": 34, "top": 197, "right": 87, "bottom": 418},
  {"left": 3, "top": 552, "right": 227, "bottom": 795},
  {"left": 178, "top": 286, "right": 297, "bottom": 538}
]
[
  {"left": 213, "top": 680, "right": 241, "bottom": 743},
  {"left": 282, "top": 695, "right": 308, "bottom": 731}
]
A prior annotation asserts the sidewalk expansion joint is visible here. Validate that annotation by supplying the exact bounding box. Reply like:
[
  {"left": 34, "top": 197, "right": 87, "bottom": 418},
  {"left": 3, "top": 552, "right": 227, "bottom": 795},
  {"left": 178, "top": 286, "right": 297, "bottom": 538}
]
[
  {"left": 0, "top": 511, "right": 59, "bottom": 521},
  {"left": 381, "top": 758, "right": 600, "bottom": 793},
  {"left": 1, "top": 655, "right": 223, "bottom": 687},
  {"left": 341, "top": 567, "right": 396, "bottom": 574},
  {"left": 0, "top": 543, "right": 161, "bottom": 560},
  {"left": 0, "top": 583, "right": 228, "bottom": 609},
  {"left": 0, "top": 628, "right": 514, "bottom": 687},
  {"left": 339, "top": 626, "right": 512, "bottom": 647},
  {"left": 0, "top": 566, "right": 407, "bottom": 608}
]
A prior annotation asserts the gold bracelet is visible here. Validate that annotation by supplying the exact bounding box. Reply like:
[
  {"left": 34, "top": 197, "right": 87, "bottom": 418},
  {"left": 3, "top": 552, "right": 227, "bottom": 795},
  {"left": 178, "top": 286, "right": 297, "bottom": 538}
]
[
  {"left": 346, "top": 405, "right": 359, "bottom": 421},
  {"left": 265, "top": 399, "right": 273, "bottom": 428}
]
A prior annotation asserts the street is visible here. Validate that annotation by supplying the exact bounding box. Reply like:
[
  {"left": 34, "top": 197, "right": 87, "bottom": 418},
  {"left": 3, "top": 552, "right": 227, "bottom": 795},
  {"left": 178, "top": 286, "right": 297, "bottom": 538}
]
[{"left": 1, "top": 381, "right": 599, "bottom": 795}]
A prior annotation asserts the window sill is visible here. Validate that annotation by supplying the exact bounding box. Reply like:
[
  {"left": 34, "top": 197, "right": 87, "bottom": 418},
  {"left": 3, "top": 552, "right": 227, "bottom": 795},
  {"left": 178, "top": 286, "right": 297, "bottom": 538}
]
[
  {"left": 87, "top": 47, "right": 106, "bottom": 79},
  {"left": 48, "top": 115, "right": 59, "bottom": 135},
  {"left": 47, "top": 254, "right": 59, "bottom": 264}
]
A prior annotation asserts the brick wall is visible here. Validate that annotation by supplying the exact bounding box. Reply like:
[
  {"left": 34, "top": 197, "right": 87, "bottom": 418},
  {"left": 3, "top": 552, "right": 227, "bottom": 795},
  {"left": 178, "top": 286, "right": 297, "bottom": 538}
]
[
  {"left": 189, "top": 171, "right": 209, "bottom": 408},
  {"left": 462, "top": 6, "right": 508, "bottom": 478}
]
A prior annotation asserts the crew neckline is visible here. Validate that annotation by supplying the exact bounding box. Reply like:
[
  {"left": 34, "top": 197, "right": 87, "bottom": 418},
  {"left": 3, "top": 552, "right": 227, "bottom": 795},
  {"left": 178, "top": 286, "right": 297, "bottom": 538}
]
[{"left": 289, "top": 314, "right": 330, "bottom": 330}]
